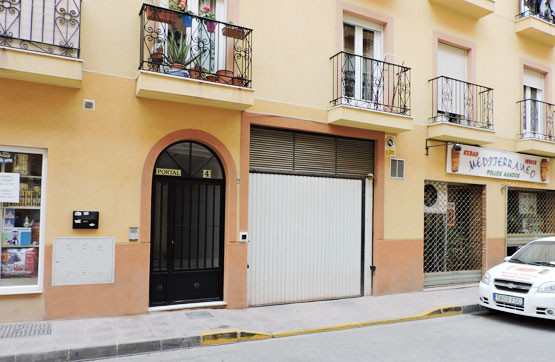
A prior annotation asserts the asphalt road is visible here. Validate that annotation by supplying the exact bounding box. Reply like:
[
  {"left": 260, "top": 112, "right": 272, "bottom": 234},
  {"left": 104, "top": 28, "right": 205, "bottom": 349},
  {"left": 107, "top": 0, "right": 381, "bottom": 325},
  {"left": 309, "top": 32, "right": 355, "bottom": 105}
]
[{"left": 99, "top": 311, "right": 555, "bottom": 362}]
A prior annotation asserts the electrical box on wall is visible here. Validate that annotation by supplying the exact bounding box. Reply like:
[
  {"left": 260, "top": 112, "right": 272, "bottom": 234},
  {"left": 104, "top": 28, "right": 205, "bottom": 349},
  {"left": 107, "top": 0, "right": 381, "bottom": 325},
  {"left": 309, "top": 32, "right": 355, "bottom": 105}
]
[{"left": 73, "top": 211, "right": 99, "bottom": 229}]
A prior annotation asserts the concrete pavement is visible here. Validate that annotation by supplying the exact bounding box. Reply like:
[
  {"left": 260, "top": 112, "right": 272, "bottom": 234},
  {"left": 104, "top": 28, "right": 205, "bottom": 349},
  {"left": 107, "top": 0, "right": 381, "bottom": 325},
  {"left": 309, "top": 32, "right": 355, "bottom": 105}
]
[{"left": 0, "top": 285, "right": 479, "bottom": 362}]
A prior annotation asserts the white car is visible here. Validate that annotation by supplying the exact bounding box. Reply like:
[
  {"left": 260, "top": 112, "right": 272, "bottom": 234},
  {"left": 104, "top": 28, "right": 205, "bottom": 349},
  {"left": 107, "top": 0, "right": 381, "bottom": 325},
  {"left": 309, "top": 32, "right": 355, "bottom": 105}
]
[{"left": 479, "top": 237, "right": 555, "bottom": 319}]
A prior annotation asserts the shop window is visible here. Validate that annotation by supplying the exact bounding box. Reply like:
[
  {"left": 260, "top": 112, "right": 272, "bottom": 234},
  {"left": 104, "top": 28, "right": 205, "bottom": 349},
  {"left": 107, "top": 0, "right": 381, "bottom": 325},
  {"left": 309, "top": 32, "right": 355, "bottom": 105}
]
[
  {"left": 0, "top": 148, "right": 45, "bottom": 292},
  {"left": 507, "top": 188, "right": 555, "bottom": 253}
]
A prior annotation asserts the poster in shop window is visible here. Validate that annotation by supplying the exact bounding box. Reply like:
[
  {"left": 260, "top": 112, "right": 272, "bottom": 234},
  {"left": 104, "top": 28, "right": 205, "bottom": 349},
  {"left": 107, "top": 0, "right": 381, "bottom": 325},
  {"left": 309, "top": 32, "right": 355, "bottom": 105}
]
[
  {"left": 446, "top": 144, "right": 548, "bottom": 184},
  {"left": 0, "top": 173, "right": 19, "bottom": 203}
]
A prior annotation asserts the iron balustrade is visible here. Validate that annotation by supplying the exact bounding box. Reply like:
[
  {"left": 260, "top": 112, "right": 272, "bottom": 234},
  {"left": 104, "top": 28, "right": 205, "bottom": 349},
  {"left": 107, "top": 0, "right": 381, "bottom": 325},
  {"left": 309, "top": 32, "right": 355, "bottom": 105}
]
[
  {"left": 0, "top": 0, "right": 80, "bottom": 58},
  {"left": 516, "top": 0, "right": 555, "bottom": 24},
  {"left": 139, "top": 4, "right": 252, "bottom": 88},
  {"left": 330, "top": 51, "right": 411, "bottom": 116},
  {"left": 518, "top": 99, "right": 555, "bottom": 141},
  {"left": 429, "top": 76, "right": 494, "bottom": 130}
]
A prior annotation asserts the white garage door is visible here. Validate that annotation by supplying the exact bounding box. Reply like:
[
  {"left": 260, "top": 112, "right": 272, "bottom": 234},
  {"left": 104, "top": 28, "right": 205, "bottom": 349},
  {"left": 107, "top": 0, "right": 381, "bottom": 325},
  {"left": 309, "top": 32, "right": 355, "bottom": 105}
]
[{"left": 247, "top": 173, "right": 363, "bottom": 306}]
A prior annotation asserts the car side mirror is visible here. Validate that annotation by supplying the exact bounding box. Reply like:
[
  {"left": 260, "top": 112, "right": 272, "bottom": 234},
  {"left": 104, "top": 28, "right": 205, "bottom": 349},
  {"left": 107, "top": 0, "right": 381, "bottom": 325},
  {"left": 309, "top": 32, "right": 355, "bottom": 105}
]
[{"left": 504, "top": 256, "right": 511, "bottom": 262}]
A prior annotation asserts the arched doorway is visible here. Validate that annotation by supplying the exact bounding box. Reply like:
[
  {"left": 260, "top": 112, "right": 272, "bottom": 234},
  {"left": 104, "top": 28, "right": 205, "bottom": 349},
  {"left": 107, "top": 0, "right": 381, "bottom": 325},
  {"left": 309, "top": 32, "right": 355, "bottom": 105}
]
[{"left": 149, "top": 141, "right": 225, "bottom": 307}]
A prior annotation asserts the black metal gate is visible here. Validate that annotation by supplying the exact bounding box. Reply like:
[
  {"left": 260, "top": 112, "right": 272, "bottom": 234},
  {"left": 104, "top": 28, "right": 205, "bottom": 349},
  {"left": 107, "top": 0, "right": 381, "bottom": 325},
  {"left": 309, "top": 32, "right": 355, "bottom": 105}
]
[{"left": 150, "top": 142, "right": 225, "bottom": 306}]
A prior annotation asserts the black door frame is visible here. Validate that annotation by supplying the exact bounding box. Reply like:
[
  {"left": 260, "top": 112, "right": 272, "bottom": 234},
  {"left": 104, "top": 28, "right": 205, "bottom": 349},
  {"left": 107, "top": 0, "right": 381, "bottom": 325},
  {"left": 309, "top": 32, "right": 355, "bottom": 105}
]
[{"left": 149, "top": 142, "right": 226, "bottom": 307}]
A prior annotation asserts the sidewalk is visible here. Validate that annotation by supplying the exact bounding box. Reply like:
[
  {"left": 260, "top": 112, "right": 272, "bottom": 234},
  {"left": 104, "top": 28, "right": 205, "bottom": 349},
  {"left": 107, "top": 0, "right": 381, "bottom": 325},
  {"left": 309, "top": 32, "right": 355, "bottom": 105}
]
[{"left": 0, "top": 285, "right": 479, "bottom": 362}]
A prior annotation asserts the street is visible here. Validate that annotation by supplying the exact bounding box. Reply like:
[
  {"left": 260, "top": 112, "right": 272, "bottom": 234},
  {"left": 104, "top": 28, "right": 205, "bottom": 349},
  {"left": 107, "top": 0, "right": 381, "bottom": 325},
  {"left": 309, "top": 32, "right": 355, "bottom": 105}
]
[{"left": 97, "top": 311, "right": 555, "bottom": 362}]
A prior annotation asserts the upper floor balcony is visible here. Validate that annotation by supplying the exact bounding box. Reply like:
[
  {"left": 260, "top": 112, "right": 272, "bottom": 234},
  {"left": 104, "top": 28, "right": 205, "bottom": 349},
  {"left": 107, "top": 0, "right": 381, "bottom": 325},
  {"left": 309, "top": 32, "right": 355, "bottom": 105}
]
[
  {"left": 0, "top": 0, "right": 82, "bottom": 87},
  {"left": 136, "top": 4, "right": 254, "bottom": 110},
  {"left": 516, "top": 99, "right": 555, "bottom": 156},
  {"left": 428, "top": 0, "right": 495, "bottom": 19},
  {"left": 515, "top": 0, "right": 555, "bottom": 46},
  {"left": 428, "top": 76, "right": 495, "bottom": 145},
  {"left": 328, "top": 51, "right": 412, "bottom": 133}
]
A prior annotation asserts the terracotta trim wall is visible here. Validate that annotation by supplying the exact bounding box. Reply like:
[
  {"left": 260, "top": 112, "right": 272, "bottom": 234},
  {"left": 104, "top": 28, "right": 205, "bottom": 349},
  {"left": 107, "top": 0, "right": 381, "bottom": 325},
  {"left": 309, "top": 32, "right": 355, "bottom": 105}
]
[
  {"left": 336, "top": 1, "right": 394, "bottom": 56},
  {"left": 433, "top": 31, "right": 477, "bottom": 83},
  {"left": 140, "top": 129, "right": 238, "bottom": 244},
  {"left": 240, "top": 112, "right": 385, "bottom": 242},
  {"left": 519, "top": 57, "right": 552, "bottom": 101}
]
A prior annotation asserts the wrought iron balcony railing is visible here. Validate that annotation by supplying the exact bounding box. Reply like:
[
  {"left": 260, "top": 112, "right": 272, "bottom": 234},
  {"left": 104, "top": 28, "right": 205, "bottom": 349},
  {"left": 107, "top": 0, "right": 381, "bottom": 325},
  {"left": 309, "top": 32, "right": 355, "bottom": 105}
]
[
  {"left": 516, "top": 0, "right": 555, "bottom": 24},
  {"left": 429, "top": 76, "right": 494, "bottom": 130},
  {"left": 518, "top": 99, "right": 555, "bottom": 141},
  {"left": 139, "top": 4, "right": 252, "bottom": 88},
  {"left": 330, "top": 51, "right": 411, "bottom": 116},
  {"left": 0, "top": 0, "right": 80, "bottom": 58}
]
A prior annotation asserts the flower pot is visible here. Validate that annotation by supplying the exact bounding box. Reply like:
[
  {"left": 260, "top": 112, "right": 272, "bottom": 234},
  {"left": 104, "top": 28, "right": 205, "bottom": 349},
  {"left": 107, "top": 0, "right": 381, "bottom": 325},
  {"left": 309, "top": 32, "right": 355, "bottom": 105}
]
[
  {"left": 189, "top": 67, "right": 203, "bottom": 79},
  {"left": 181, "top": 14, "right": 192, "bottom": 27},
  {"left": 205, "top": 20, "right": 217, "bottom": 33},
  {"left": 222, "top": 27, "right": 246, "bottom": 40},
  {"left": 168, "top": 64, "right": 188, "bottom": 77},
  {"left": 151, "top": 52, "right": 164, "bottom": 65},
  {"left": 206, "top": 75, "right": 219, "bottom": 82},
  {"left": 146, "top": 7, "right": 178, "bottom": 25},
  {"left": 216, "top": 70, "right": 233, "bottom": 85},
  {"left": 232, "top": 77, "right": 246, "bottom": 87}
]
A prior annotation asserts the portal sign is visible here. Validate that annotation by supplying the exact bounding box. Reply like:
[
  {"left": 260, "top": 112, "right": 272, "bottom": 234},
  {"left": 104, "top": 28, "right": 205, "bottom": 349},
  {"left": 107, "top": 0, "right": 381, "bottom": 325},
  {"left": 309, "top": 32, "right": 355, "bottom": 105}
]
[
  {"left": 446, "top": 144, "right": 548, "bottom": 183},
  {"left": 155, "top": 168, "right": 181, "bottom": 177}
]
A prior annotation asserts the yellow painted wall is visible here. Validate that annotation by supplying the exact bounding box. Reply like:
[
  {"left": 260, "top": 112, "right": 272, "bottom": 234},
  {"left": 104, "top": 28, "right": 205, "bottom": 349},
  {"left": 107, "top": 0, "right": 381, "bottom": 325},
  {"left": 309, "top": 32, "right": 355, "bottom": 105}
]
[{"left": 1, "top": 0, "right": 555, "bottom": 315}]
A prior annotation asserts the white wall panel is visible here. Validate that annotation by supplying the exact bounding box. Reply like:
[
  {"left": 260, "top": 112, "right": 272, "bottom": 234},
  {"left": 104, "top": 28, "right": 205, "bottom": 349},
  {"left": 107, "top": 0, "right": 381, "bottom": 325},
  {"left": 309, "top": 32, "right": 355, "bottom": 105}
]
[{"left": 247, "top": 173, "right": 363, "bottom": 306}]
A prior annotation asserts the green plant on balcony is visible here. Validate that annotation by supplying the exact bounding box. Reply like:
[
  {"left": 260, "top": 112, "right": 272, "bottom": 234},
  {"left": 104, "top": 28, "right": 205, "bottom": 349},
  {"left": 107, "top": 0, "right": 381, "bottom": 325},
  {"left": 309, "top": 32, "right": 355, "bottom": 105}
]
[{"left": 166, "top": 31, "right": 204, "bottom": 72}]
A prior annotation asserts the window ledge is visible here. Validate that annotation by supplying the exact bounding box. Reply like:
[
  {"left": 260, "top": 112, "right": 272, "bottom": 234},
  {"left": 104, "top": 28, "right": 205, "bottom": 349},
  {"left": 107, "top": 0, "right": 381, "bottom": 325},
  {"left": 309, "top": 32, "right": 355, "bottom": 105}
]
[
  {"left": 0, "top": 46, "right": 83, "bottom": 88},
  {"left": 136, "top": 70, "right": 254, "bottom": 110},
  {"left": 428, "top": 0, "right": 495, "bottom": 19},
  {"left": 516, "top": 137, "right": 555, "bottom": 157},
  {"left": 515, "top": 16, "right": 555, "bottom": 46},
  {"left": 427, "top": 122, "right": 495, "bottom": 145},
  {"left": 328, "top": 105, "right": 413, "bottom": 133}
]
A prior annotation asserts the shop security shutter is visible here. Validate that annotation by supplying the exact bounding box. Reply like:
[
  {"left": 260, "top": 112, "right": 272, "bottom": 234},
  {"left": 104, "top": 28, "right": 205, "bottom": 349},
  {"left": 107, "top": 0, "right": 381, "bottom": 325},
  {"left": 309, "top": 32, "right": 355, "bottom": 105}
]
[{"left": 250, "top": 127, "right": 374, "bottom": 176}]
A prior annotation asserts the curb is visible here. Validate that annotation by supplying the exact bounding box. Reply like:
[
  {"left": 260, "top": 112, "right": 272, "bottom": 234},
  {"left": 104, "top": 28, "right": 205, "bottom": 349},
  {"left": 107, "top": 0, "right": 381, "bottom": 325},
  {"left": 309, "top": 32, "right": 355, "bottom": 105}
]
[{"left": 0, "top": 304, "right": 481, "bottom": 361}]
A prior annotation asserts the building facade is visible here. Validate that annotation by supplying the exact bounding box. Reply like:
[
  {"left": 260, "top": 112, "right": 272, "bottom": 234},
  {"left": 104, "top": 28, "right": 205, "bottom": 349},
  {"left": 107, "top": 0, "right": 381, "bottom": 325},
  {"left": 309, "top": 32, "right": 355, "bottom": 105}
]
[{"left": 0, "top": 0, "right": 554, "bottom": 321}]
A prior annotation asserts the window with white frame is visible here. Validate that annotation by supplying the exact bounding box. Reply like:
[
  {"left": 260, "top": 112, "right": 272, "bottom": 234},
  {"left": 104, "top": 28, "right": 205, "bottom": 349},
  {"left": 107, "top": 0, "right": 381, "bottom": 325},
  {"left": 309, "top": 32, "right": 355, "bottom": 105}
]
[
  {"left": 343, "top": 15, "right": 382, "bottom": 105},
  {"left": 0, "top": 147, "right": 46, "bottom": 294},
  {"left": 523, "top": 68, "right": 545, "bottom": 138}
]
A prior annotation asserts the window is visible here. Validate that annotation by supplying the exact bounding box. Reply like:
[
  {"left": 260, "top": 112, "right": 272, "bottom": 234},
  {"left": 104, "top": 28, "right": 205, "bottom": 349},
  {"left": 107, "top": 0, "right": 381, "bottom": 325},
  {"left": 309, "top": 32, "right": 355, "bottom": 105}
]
[
  {"left": 436, "top": 43, "right": 468, "bottom": 123},
  {"left": 343, "top": 15, "right": 382, "bottom": 106},
  {"left": 522, "top": 68, "right": 545, "bottom": 138},
  {"left": 389, "top": 158, "right": 405, "bottom": 179},
  {"left": 0, "top": 147, "right": 46, "bottom": 293}
]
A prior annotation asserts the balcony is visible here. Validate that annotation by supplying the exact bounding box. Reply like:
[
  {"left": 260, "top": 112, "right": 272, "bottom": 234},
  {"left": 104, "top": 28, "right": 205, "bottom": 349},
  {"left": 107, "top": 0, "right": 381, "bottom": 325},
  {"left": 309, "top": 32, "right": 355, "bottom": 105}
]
[
  {"left": 0, "top": 0, "right": 82, "bottom": 88},
  {"left": 516, "top": 99, "right": 555, "bottom": 156},
  {"left": 328, "top": 52, "right": 412, "bottom": 133},
  {"left": 136, "top": 4, "right": 254, "bottom": 110},
  {"left": 515, "top": 2, "right": 555, "bottom": 46},
  {"left": 428, "top": 76, "right": 495, "bottom": 145},
  {"left": 428, "top": 0, "right": 495, "bottom": 19}
]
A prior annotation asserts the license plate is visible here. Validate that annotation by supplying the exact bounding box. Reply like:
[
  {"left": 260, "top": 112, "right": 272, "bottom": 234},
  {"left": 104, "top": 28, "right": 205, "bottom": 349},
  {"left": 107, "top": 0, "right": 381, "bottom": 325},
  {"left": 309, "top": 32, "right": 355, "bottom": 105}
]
[{"left": 494, "top": 293, "right": 524, "bottom": 307}]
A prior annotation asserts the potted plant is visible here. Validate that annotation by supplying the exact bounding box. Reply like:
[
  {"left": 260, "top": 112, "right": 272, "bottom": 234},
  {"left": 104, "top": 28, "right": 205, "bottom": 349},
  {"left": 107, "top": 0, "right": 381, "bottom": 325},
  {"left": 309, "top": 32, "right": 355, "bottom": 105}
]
[
  {"left": 146, "top": 2, "right": 178, "bottom": 26},
  {"left": 200, "top": 6, "right": 217, "bottom": 33},
  {"left": 232, "top": 76, "right": 246, "bottom": 87},
  {"left": 206, "top": 73, "right": 219, "bottom": 82},
  {"left": 222, "top": 22, "right": 246, "bottom": 40},
  {"left": 189, "top": 59, "right": 206, "bottom": 79},
  {"left": 166, "top": 31, "right": 204, "bottom": 76},
  {"left": 151, "top": 44, "right": 164, "bottom": 65},
  {"left": 169, "top": 0, "right": 194, "bottom": 27}
]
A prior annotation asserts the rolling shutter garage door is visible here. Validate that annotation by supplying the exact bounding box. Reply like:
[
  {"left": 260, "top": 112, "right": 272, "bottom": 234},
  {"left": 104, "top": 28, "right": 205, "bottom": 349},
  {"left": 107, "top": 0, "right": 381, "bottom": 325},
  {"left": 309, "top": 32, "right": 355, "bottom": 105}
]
[{"left": 247, "top": 127, "right": 374, "bottom": 306}]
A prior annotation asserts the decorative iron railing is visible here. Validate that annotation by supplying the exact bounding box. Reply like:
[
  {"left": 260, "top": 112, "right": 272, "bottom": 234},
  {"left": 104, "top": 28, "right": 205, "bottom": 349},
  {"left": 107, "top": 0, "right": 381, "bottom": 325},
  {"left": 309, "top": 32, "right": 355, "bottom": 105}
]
[
  {"left": 139, "top": 4, "right": 253, "bottom": 88},
  {"left": 516, "top": 0, "right": 555, "bottom": 24},
  {"left": 330, "top": 51, "right": 411, "bottom": 116},
  {"left": 518, "top": 99, "right": 555, "bottom": 141},
  {"left": 429, "top": 76, "right": 494, "bottom": 130},
  {"left": 0, "top": 0, "right": 80, "bottom": 58}
]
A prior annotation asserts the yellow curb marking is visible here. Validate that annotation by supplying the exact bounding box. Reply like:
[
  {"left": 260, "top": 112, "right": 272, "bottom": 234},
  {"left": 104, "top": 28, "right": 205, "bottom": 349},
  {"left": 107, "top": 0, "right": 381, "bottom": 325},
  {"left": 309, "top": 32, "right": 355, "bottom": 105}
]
[
  {"left": 201, "top": 305, "right": 465, "bottom": 346},
  {"left": 201, "top": 330, "right": 239, "bottom": 345},
  {"left": 239, "top": 330, "right": 272, "bottom": 341}
]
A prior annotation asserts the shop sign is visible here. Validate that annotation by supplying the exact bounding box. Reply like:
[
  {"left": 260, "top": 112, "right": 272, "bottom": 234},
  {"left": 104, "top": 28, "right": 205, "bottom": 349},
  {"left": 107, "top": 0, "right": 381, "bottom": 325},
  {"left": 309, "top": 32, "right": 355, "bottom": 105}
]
[
  {"left": 385, "top": 135, "right": 396, "bottom": 157},
  {"left": 446, "top": 144, "right": 548, "bottom": 183},
  {"left": 0, "top": 152, "right": 13, "bottom": 164},
  {"left": 155, "top": 168, "right": 181, "bottom": 177},
  {"left": 0, "top": 173, "right": 20, "bottom": 202}
]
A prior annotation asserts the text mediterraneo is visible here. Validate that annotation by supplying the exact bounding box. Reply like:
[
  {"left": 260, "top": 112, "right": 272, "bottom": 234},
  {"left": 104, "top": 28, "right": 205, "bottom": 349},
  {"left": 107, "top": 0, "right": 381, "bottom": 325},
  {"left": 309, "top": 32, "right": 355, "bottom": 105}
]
[{"left": 448, "top": 144, "right": 548, "bottom": 183}]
